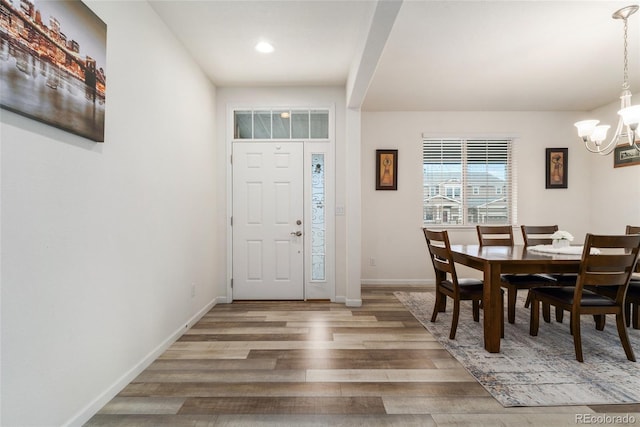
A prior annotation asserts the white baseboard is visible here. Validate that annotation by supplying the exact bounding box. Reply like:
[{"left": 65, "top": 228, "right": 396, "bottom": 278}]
[
  {"left": 64, "top": 296, "right": 219, "bottom": 427},
  {"left": 361, "top": 279, "right": 435, "bottom": 287},
  {"left": 345, "top": 298, "right": 363, "bottom": 307}
]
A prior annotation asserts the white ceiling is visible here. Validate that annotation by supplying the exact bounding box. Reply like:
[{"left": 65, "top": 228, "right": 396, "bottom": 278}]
[{"left": 149, "top": 0, "right": 640, "bottom": 112}]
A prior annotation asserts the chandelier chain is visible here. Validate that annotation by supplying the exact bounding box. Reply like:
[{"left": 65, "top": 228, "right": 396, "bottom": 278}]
[{"left": 623, "top": 17, "right": 629, "bottom": 90}]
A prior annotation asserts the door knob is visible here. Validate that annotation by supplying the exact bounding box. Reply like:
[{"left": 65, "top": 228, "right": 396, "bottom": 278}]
[{"left": 291, "top": 231, "right": 302, "bottom": 236}]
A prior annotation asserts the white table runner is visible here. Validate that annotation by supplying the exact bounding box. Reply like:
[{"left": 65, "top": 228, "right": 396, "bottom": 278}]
[{"left": 527, "top": 244, "right": 600, "bottom": 255}]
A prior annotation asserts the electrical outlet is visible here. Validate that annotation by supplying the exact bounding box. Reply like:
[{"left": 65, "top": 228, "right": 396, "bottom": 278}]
[{"left": 369, "top": 257, "right": 376, "bottom": 267}]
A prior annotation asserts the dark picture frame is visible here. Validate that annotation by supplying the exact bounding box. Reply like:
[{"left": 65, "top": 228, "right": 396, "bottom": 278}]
[
  {"left": 0, "top": 1, "right": 107, "bottom": 142},
  {"left": 376, "top": 149, "right": 398, "bottom": 190},
  {"left": 613, "top": 144, "right": 640, "bottom": 168},
  {"left": 545, "top": 148, "right": 568, "bottom": 189}
]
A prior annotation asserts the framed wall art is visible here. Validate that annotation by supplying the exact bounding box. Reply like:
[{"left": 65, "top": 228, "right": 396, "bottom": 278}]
[
  {"left": 0, "top": 1, "right": 107, "bottom": 142},
  {"left": 376, "top": 149, "right": 398, "bottom": 190},
  {"left": 613, "top": 144, "right": 640, "bottom": 168},
  {"left": 545, "top": 148, "right": 568, "bottom": 189}
]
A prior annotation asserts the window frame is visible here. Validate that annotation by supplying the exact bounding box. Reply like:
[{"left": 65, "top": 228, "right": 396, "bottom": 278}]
[{"left": 422, "top": 137, "right": 515, "bottom": 227}]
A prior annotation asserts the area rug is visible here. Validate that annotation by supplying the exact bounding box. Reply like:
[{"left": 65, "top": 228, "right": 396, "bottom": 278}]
[{"left": 395, "top": 291, "right": 640, "bottom": 407}]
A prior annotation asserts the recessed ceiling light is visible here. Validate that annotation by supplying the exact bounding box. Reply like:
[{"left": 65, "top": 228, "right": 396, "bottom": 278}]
[{"left": 255, "top": 41, "right": 274, "bottom": 54}]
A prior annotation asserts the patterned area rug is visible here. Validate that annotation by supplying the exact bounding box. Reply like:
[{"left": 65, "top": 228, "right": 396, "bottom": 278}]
[{"left": 395, "top": 291, "right": 640, "bottom": 407}]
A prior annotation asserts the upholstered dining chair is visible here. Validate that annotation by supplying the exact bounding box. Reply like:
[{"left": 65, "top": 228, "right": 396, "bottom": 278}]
[
  {"left": 590, "top": 226, "right": 640, "bottom": 330},
  {"left": 529, "top": 233, "right": 640, "bottom": 362},
  {"left": 476, "top": 225, "right": 514, "bottom": 246},
  {"left": 596, "top": 226, "right": 640, "bottom": 329},
  {"left": 423, "top": 228, "right": 504, "bottom": 339},
  {"left": 521, "top": 225, "right": 577, "bottom": 323},
  {"left": 626, "top": 225, "right": 640, "bottom": 329},
  {"left": 521, "top": 225, "right": 559, "bottom": 247},
  {"left": 477, "top": 225, "right": 556, "bottom": 324}
]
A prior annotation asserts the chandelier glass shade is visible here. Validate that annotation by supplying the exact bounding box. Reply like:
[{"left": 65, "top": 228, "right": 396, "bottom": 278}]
[{"left": 574, "top": 5, "right": 640, "bottom": 154}]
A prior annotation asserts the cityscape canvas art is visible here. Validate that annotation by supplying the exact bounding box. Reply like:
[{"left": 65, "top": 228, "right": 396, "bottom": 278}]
[{"left": 0, "top": 0, "right": 106, "bottom": 142}]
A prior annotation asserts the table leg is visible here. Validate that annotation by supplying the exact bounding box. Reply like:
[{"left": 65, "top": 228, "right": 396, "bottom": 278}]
[{"left": 483, "top": 261, "right": 503, "bottom": 352}]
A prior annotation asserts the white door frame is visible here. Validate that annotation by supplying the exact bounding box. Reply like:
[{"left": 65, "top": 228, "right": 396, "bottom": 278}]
[{"left": 226, "top": 105, "right": 335, "bottom": 302}]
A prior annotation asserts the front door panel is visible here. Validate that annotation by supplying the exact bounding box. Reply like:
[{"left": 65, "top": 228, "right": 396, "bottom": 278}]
[{"left": 232, "top": 142, "right": 304, "bottom": 300}]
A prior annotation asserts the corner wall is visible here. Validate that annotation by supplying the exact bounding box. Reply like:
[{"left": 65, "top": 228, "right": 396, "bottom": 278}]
[
  {"left": 361, "top": 111, "right": 593, "bottom": 284},
  {"left": 587, "top": 93, "right": 640, "bottom": 233},
  {"left": 0, "top": 2, "right": 219, "bottom": 425}
]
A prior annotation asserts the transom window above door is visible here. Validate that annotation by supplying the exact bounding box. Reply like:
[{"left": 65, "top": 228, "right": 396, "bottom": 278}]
[{"left": 234, "top": 109, "right": 329, "bottom": 140}]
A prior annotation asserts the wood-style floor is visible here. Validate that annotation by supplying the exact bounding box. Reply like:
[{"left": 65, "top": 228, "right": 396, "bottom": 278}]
[{"left": 86, "top": 286, "right": 640, "bottom": 426}]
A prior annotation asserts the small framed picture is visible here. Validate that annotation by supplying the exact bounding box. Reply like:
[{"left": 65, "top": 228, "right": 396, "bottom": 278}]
[
  {"left": 545, "top": 148, "right": 568, "bottom": 189},
  {"left": 376, "top": 149, "right": 398, "bottom": 190},
  {"left": 613, "top": 144, "right": 640, "bottom": 168}
]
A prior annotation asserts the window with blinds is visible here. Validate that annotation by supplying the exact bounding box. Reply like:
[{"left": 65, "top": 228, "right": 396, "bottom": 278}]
[{"left": 423, "top": 138, "right": 514, "bottom": 226}]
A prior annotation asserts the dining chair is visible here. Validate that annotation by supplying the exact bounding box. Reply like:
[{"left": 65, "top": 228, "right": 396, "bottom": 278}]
[
  {"left": 521, "top": 225, "right": 577, "bottom": 323},
  {"left": 520, "top": 225, "right": 559, "bottom": 247},
  {"left": 477, "top": 225, "right": 556, "bottom": 324},
  {"left": 529, "top": 233, "right": 640, "bottom": 362},
  {"left": 590, "top": 226, "right": 640, "bottom": 330},
  {"left": 627, "top": 225, "right": 640, "bottom": 329},
  {"left": 476, "top": 225, "right": 514, "bottom": 246},
  {"left": 423, "top": 228, "right": 504, "bottom": 339}
]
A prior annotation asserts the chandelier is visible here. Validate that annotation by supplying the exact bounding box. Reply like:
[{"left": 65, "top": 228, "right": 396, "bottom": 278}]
[{"left": 574, "top": 5, "right": 640, "bottom": 154}]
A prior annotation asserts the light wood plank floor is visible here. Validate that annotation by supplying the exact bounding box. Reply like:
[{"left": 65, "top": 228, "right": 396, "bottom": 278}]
[{"left": 86, "top": 286, "right": 640, "bottom": 426}]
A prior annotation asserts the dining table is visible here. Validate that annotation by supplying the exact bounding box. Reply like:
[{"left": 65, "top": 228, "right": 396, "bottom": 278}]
[{"left": 447, "top": 244, "right": 583, "bottom": 353}]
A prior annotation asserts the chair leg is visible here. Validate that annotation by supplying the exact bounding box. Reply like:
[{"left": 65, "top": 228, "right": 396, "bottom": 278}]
[
  {"left": 529, "top": 297, "right": 539, "bottom": 336},
  {"left": 542, "top": 302, "right": 551, "bottom": 323},
  {"left": 633, "top": 303, "right": 639, "bottom": 330},
  {"left": 569, "top": 313, "right": 573, "bottom": 335},
  {"left": 450, "top": 299, "right": 461, "bottom": 340},
  {"left": 616, "top": 312, "right": 636, "bottom": 362},
  {"left": 507, "top": 286, "right": 516, "bottom": 324},
  {"left": 431, "top": 290, "right": 443, "bottom": 323},
  {"left": 555, "top": 306, "right": 564, "bottom": 323},
  {"left": 572, "top": 311, "right": 583, "bottom": 362},
  {"left": 594, "top": 314, "right": 606, "bottom": 331},
  {"left": 472, "top": 300, "right": 480, "bottom": 322},
  {"left": 524, "top": 292, "right": 531, "bottom": 308},
  {"left": 625, "top": 302, "right": 631, "bottom": 327}
]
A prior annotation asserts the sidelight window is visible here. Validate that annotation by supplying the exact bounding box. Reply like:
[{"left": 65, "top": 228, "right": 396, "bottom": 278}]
[{"left": 311, "top": 153, "right": 326, "bottom": 281}]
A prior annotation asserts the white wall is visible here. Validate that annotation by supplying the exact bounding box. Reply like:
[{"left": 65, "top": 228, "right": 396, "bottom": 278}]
[
  {"left": 588, "top": 93, "right": 640, "bottom": 233},
  {"left": 215, "top": 87, "right": 351, "bottom": 301},
  {"left": 0, "top": 2, "right": 219, "bottom": 425},
  {"left": 361, "top": 111, "right": 593, "bottom": 284}
]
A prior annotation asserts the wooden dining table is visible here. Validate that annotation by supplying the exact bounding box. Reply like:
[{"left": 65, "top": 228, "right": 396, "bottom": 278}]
[{"left": 448, "top": 244, "right": 583, "bottom": 353}]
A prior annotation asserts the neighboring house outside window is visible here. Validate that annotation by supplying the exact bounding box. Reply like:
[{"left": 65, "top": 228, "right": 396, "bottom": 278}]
[{"left": 423, "top": 138, "right": 514, "bottom": 226}]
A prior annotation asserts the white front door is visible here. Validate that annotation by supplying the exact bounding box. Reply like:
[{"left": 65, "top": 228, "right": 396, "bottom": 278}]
[{"left": 232, "top": 142, "right": 304, "bottom": 300}]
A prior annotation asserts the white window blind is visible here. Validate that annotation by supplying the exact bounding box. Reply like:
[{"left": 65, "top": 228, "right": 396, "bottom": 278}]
[{"left": 423, "top": 138, "right": 514, "bottom": 226}]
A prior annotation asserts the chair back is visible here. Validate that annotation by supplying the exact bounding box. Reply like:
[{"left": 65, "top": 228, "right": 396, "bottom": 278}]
[
  {"left": 521, "top": 225, "right": 559, "bottom": 247},
  {"left": 627, "top": 225, "right": 640, "bottom": 235},
  {"left": 476, "top": 225, "right": 514, "bottom": 246},
  {"left": 575, "top": 234, "right": 640, "bottom": 301},
  {"left": 423, "top": 228, "right": 459, "bottom": 285},
  {"left": 627, "top": 225, "right": 640, "bottom": 273}
]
